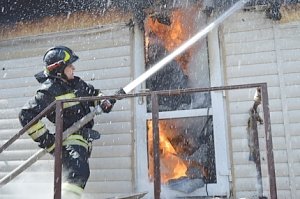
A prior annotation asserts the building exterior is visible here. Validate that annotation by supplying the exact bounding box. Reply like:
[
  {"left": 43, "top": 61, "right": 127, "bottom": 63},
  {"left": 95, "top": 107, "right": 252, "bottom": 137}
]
[{"left": 0, "top": 1, "right": 300, "bottom": 199}]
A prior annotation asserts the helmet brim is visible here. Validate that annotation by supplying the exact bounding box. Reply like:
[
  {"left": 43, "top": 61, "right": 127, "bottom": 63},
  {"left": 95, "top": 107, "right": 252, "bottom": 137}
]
[{"left": 69, "top": 54, "right": 79, "bottom": 64}]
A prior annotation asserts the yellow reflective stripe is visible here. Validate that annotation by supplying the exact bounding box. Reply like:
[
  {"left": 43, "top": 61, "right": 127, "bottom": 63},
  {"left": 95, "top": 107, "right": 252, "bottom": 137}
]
[
  {"left": 46, "top": 143, "right": 55, "bottom": 153},
  {"left": 63, "top": 139, "right": 88, "bottom": 150},
  {"left": 63, "top": 135, "right": 89, "bottom": 150},
  {"left": 55, "top": 93, "right": 80, "bottom": 109},
  {"left": 27, "top": 121, "right": 45, "bottom": 134},
  {"left": 29, "top": 126, "right": 48, "bottom": 140},
  {"left": 55, "top": 93, "right": 76, "bottom": 100},
  {"left": 46, "top": 135, "right": 88, "bottom": 153},
  {"left": 62, "top": 182, "right": 83, "bottom": 196},
  {"left": 66, "top": 135, "right": 88, "bottom": 144},
  {"left": 63, "top": 102, "right": 80, "bottom": 109},
  {"left": 27, "top": 121, "right": 48, "bottom": 140},
  {"left": 63, "top": 50, "right": 71, "bottom": 62}
]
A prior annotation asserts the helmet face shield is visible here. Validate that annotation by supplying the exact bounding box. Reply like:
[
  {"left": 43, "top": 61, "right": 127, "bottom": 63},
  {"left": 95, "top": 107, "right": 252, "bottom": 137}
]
[{"left": 43, "top": 46, "right": 79, "bottom": 76}]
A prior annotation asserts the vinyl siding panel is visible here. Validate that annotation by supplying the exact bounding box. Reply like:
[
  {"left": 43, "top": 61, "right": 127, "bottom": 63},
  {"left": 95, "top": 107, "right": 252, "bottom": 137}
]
[
  {"left": 222, "top": 9, "right": 300, "bottom": 199},
  {"left": 0, "top": 24, "right": 134, "bottom": 199}
]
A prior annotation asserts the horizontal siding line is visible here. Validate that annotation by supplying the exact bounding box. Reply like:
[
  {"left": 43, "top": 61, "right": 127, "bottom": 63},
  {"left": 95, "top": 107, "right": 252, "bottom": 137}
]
[
  {"left": 0, "top": 23, "right": 129, "bottom": 44},
  {"left": 223, "top": 23, "right": 273, "bottom": 34},
  {"left": 225, "top": 10, "right": 264, "bottom": 21},
  {"left": 92, "top": 144, "right": 133, "bottom": 148},
  {"left": 226, "top": 50, "right": 276, "bottom": 58},
  {"left": 231, "top": 133, "right": 284, "bottom": 139},
  {"left": 89, "top": 156, "right": 131, "bottom": 160},
  {"left": 0, "top": 77, "right": 131, "bottom": 98},
  {"left": 226, "top": 70, "right": 278, "bottom": 78},
  {"left": 228, "top": 112, "right": 257, "bottom": 119},
  {"left": 224, "top": 28, "right": 274, "bottom": 44},
  {"left": 232, "top": 148, "right": 287, "bottom": 155},
  {"left": 0, "top": 37, "right": 130, "bottom": 54},
  {"left": 89, "top": 168, "right": 132, "bottom": 172},
  {"left": 0, "top": 39, "right": 131, "bottom": 60},
  {"left": 98, "top": 132, "right": 133, "bottom": 136},
  {"left": 225, "top": 98, "right": 281, "bottom": 103},
  {"left": 0, "top": 87, "right": 130, "bottom": 102},
  {"left": 0, "top": 56, "right": 131, "bottom": 80},
  {"left": 226, "top": 62, "right": 277, "bottom": 69},
  {"left": 229, "top": 98, "right": 282, "bottom": 113},
  {"left": 276, "top": 33, "right": 300, "bottom": 39},
  {"left": 223, "top": 22, "right": 273, "bottom": 33},
  {"left": 227, "top": 95, "right": 280, "bottom": 103},
  {"left": 225, "top": 39, "right": 275, "bottom": 56},
  {"left": 231, "top": 123, "right": 285, "bottom": 138},
  {"left": 0, "top": 45, "right": 130, "bottom": 69},
  {"left": 227, "top": 61, "right": 276, "bottom": 68},
  {"left": 88, "top": 179, "right": 132, "bottom": 183},
  {"left": 226, "top": 79, "right": 279, "bottom": 88},
  {"left": 0, "top": 68, "right": 131, "bottom": 89},
  {"left": 276, "top": 40, "right": 300, "bottom": 51},
  {"left": 225, "top": 48, "right": 276, "bottom": 57},
  {"left": 0, "top": 54, "right": 131, "bottom": 73},
  {"left": 83, "top": 181, "right": 132, "bottom": 193},
  {"left": 288, "top": 121, "right": 300, "bottom": 125}
]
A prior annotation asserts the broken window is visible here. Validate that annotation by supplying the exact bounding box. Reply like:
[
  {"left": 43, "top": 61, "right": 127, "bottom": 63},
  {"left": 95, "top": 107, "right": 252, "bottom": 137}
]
[{"left": 143, "top": 4, "right": 216, "bottom": 194}]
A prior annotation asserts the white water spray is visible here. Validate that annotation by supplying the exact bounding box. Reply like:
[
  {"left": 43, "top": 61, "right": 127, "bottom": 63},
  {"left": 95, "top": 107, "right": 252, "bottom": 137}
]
[{"left": 123, "top": 0, "right": 249, "bottom": 94}]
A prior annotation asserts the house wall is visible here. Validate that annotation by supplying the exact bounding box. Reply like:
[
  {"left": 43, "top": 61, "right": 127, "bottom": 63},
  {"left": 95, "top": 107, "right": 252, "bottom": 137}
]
[
  {"left": 220, "top": 7, "right": 300, "bottom": 199},
  {"left": 0, "top": 14, "right": 135, "bottom": 199}
]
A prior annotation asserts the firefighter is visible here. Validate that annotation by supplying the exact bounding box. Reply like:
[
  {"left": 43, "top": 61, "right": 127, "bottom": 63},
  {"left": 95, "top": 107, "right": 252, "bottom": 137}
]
[{"left": 18, "top": 46, "right": 115, "bottom": 198}]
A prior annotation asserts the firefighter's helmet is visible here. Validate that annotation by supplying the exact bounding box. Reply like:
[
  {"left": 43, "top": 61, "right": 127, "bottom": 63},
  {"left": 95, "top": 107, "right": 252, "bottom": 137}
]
[{"left": 43, "top": 46, "right": 79, "bottom": 76}]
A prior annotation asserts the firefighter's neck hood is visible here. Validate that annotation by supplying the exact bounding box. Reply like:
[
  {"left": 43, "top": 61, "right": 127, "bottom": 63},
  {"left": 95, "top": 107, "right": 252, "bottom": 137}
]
[
  {"left": 34, "top": 71, "right": 49, "bottom": 83},
  {"left": 34, "top": 70, "right": 63, "bottom": 83}
]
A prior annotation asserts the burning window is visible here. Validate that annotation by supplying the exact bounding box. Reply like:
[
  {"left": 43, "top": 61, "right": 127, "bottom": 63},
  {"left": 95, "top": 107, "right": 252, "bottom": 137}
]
[
  {"left": 144, "top": 4, "right": 216, "bottom": 194},
  {"left": 144, "top": 6, "right": 211, "bottom": 112},
  {"left": 147, "top": 116, "right": 216, "bottom": 193}
]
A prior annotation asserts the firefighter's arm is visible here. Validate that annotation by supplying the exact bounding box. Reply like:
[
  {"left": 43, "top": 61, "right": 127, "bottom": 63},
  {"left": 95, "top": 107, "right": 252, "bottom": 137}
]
[
  {"left": 19, "top": 92, "right": 55, "bottom": 153},
  {"left": 94, "top": 88, "right": 126, "bottom": 113},
  {"left": 94, "top": 91, "right": 116, "bottom": 113}
]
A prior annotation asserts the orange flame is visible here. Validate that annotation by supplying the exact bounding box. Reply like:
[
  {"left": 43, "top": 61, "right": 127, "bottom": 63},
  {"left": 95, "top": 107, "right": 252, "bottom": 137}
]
[
  {"left": 147, "top": 121, "right": 187, "bottom": 183},
  {"left": 145, "top": 7, "right": 200, "bottom": 74}
]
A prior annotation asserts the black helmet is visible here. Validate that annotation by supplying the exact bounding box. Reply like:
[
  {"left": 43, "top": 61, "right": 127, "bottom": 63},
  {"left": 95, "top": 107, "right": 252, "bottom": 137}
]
[{"left": 43, "top": 46, "right": 79, "bottom": 76}]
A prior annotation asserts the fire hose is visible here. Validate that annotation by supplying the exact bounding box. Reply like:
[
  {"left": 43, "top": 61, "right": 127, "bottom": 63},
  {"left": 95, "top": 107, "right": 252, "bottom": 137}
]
[{"left": 0, "top": 0, "right": 248, "bottom": 187}]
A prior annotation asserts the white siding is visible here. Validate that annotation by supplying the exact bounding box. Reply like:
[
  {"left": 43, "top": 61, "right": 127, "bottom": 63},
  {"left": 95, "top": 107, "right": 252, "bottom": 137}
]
[
  {"left": 0, "top": 24, "right": 134, "bottom": 199},
  {"left": 221, "top": 10, "right": 300, "bottom": 199}
]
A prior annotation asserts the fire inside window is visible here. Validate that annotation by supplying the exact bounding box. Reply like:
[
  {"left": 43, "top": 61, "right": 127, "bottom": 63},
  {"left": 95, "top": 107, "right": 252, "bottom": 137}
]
[
  {"left": 144, "top": 5, "right": 216, "bottom": 193},
  {"left": 147, "top": 117, "right": 216, "bottom": 193},
  {"left": 144, "top": 7, "right": 211, "bottom": 112}
]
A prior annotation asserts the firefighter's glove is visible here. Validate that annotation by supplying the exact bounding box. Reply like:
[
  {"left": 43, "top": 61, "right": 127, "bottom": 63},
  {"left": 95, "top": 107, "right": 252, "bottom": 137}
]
[
  {"left": 81, "top": 128, "right": 100, "bottom": 158},
  {"left": 82, "top": 128, "right": 101, "bottom": 142},
  {"left": 115, "top": 88, "right": 126, "bottom": 100},
  {"left": 100, "top": 99, "right": 115, "bottom": 113}
]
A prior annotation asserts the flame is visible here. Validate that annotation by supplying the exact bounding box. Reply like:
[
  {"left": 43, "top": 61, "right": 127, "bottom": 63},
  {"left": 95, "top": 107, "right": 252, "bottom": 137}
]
[
  {"left": 145, "top": 5, "right": 206, "bottom": 183},
  {"left": 145, "top": 7, "right": 200, "bottom": 74},
  {"left": 147, "top": 121, "right": 187, "bottom": 183}
]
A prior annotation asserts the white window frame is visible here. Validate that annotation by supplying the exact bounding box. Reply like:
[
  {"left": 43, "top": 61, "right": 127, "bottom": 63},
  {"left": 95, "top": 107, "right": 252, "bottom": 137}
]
[{"left": 133, "top": 25, "right": 230, "bottom": 197}]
